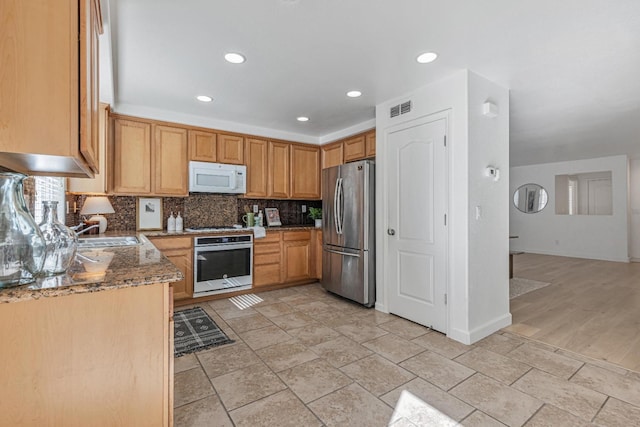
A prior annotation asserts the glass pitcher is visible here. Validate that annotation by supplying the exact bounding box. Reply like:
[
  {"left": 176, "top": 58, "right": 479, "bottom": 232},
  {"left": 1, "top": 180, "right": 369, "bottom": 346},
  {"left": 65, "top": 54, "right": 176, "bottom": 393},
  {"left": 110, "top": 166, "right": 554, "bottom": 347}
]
[
  {"left": 39, "top": 201, "right": 78, "bottom": 276},
  {"left": 0, "top": 172, "right": 46, "bottom": 287}
]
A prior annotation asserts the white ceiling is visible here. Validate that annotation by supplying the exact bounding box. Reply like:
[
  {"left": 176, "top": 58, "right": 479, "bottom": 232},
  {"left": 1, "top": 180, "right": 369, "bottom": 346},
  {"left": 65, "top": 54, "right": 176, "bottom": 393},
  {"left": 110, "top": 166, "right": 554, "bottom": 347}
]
[{"left": 107, "top": 0, "right": 640, "bottom": 166}]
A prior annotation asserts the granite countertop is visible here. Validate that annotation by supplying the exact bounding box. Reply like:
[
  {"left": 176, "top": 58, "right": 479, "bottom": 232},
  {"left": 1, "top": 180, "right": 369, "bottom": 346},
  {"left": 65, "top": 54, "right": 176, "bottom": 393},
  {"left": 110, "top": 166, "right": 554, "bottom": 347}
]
[
  {"left": 0, "top": 234, "right": 183, "bottom": 304},
  {"left": 143, "top": 224, "right": 320, "bottom": 238}
]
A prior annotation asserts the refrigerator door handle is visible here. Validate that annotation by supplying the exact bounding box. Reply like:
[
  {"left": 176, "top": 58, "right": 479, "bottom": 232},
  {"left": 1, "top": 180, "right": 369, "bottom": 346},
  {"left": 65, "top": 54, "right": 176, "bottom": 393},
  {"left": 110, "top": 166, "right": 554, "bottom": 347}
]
[
  {"left": 325, "top": 248, "right": 360, "bottom": 257},
  {"left": 333, "top": 177, "right": 340, "bottom": 235},
  {"left": 337, "top": 177, "right": 344, "bottom": 235}
]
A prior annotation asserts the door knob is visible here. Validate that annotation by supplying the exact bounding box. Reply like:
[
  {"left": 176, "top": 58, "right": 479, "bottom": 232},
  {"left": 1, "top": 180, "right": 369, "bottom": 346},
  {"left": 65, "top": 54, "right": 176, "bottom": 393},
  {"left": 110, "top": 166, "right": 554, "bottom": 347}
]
[{"left": 387, "top": 228, "right": 395, "bottom": 236}]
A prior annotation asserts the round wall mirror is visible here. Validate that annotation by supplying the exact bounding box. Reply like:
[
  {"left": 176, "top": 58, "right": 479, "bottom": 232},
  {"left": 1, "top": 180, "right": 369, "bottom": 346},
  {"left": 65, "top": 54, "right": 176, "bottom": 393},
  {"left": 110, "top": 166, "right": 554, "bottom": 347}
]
[{"left": 513, "top": 184, "right": 548, "bottom": 214}]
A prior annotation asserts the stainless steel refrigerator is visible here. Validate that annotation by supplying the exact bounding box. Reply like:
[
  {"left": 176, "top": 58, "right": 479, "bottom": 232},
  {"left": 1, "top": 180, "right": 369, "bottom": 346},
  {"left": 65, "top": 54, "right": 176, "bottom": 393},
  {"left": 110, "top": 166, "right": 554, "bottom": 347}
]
[{"left": 321, "top": 160, "right": 375, "bottom": 307}]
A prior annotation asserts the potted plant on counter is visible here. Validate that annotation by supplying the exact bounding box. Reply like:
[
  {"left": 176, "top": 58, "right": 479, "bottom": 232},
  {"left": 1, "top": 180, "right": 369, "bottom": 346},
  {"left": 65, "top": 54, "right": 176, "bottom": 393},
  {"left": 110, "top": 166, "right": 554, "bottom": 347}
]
[{"left": 308, "top": 207, "right": 322, "bottom": 228}]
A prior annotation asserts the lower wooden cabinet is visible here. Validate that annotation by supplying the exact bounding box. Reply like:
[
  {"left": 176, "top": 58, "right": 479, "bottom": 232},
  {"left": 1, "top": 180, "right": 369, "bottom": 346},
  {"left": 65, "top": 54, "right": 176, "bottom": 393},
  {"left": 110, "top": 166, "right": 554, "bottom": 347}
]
[
  {"left": 0, "top": 284, "right": 173, "bottom": 426},
  {"left": 254, "top": 231, "right": 283, "bottom": 287},
  {"left": 254, "top": 230, "right": 322, "bottom": 287},
  {"left": 149, "top": 236, "right": 193, "bottom": 301},
  {"left": 283, "top": 231, "right": 312, "bottom": 282}
]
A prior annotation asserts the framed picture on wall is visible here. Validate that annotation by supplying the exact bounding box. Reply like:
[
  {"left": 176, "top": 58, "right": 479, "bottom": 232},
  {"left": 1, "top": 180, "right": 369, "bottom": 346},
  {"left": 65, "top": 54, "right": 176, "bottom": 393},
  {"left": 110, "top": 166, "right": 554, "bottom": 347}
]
[
  {"left": 264, "top": 208, "right": 282, "bottom": 226},
  {"left": 137, "top": 197, "right": 163, "bottom": 230}
]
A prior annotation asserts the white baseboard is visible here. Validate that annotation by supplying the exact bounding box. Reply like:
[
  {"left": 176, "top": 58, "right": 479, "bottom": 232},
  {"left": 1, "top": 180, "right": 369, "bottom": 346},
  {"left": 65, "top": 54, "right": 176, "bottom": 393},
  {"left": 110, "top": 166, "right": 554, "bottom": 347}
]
[
  {"left": 631, "top": 258, "right": 640, "bottom": 263},
  {"left": 513, "top": 248, "right": 630, "bottom": 263},
  {"left": 447, "top": 313, "right": 512, "bottom": 345},
  {"left": 374, "top": 302, "right": 389, "bottom": 313}
]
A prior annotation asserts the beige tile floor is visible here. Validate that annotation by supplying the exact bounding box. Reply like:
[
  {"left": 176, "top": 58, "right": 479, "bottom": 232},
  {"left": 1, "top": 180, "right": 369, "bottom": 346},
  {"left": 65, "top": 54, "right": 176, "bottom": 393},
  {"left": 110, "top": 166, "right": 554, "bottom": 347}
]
[{"left": 174, "top": 283, "right": 640, "bottom": 426}]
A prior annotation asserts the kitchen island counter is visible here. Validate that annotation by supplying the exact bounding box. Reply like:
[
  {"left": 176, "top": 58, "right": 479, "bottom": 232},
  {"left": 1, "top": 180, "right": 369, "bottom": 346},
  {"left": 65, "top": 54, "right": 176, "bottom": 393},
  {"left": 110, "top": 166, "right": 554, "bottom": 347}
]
[{"left": 0, "top": 233, "right": 182, "bottom": 304}]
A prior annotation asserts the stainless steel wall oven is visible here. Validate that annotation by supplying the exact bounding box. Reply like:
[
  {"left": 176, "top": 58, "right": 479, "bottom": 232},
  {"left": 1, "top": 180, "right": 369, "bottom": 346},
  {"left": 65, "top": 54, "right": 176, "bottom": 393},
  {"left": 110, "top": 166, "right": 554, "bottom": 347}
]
[{"left": 193, "top": 234, "right": 253, "bottom": 296}]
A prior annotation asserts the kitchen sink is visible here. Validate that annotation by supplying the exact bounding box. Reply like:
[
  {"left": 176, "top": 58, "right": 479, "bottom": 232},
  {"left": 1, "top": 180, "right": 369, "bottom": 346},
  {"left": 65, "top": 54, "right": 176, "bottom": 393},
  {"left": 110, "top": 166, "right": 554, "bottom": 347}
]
[{"left": 77, "top": 236, "right": 141, "bottom": 249}]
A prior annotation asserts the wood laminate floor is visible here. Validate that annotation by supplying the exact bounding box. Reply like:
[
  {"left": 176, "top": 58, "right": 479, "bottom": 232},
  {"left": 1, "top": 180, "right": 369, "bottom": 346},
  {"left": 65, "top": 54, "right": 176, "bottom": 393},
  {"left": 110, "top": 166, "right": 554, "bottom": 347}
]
[{"left": 507, "top": 253, "right": 640, "bottom": 372}]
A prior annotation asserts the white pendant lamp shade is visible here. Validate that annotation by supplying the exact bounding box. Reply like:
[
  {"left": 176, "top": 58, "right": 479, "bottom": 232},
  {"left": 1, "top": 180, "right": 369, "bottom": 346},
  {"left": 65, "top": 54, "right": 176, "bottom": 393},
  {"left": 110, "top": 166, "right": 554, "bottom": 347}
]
[{"left": 80, "top": 196, "right": 115, "bottom": 234}]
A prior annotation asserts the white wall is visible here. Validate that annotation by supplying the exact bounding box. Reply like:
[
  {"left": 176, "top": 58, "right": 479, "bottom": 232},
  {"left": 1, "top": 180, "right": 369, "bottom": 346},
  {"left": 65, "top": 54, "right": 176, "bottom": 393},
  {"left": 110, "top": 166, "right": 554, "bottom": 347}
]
[
  {"left": 630, "top": 159, "right": 640, "bottom": 261},
  {"left": 510, "top": 155, "right": 629, "bottom": 262},
  {"left": 466, "top": 72, "right": 511, "bottom": 342},
  {"left": 375, "top": 70, "right": 511, "bottom": 345}
]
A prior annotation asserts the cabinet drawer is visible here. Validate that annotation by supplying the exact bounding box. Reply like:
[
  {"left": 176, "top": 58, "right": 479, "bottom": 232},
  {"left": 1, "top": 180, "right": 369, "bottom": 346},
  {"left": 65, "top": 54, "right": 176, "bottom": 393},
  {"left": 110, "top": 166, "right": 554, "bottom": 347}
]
[
  {"left": 283, "top": 230, "right": 311, "bottom": 241},
  {"left": 254, "top": 264, "right": 281, "bottom": 287},
  {"left": 254, "top": 252, "right": 281, "bottom": 266},
  {"left": 254, "top": 242, "right": 281, "bottom": 255},
  {"left": 149, "top": 237, "right": 192, "bottom": 250},
  {"left": 260, "top": 232, "right": 282, "bottom": 243}
]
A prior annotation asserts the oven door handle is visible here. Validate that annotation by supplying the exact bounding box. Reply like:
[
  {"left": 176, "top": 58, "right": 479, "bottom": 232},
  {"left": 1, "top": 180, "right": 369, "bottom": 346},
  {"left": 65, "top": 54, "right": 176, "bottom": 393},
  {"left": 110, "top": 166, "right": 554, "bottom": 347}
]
[{"left": 194, "top": 243, "right": 253, "bottom": 252}]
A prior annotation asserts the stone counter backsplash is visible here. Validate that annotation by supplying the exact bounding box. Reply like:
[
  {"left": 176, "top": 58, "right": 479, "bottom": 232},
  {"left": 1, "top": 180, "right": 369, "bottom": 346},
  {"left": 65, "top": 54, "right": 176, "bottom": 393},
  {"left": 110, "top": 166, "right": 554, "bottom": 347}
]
[{"left": 66, "top": 194, "right": 321, "bottom": 231}]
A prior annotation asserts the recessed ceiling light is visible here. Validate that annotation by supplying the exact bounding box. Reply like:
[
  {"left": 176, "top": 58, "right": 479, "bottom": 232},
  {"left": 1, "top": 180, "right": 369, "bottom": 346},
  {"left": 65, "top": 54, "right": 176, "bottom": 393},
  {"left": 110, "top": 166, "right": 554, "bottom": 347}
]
[
  {"left": 416, "top": 52, "right": 438, "bottom": 64},
  {"left": 297, "top": 116, "right": 309, "bottom": 122},
  {"left": 224, "top": 52, "right": 246, "bottom": 64},
  {"left": 196, "top": 95, "right": 213, "bottom": 102},
  {"left": 346, "top": 90, "right": 362, "bottom": 98}
]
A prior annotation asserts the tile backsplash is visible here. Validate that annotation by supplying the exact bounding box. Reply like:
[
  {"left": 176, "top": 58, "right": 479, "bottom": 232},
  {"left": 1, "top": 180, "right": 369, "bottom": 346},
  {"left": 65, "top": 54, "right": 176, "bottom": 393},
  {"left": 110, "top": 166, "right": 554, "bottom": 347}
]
[{"left": 67, "top": 194, "right": 322, "bottom": 231}]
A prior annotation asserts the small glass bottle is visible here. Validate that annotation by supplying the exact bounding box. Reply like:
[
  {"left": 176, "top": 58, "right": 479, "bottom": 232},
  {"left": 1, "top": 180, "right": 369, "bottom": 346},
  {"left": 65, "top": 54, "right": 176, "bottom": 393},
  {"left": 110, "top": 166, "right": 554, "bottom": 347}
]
[
  {"left": 167, "top": 212, "right": 176, "bottom": 232},
  {"left": 39, "top": 201, "right": 78, "bottom": 276},
  {"left": 175, "top": 212, "right": 183, "bottom": 232},
  {"left": 0, "top": 172, "right": 46, "bottom": 286}
]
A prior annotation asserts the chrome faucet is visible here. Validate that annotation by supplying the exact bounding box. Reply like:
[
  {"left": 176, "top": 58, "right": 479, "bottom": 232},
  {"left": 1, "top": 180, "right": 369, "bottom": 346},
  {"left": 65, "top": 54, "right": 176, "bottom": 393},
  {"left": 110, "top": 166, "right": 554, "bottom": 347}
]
[{"left": 71, "top": 222, "right": 100, "bottom": 236}]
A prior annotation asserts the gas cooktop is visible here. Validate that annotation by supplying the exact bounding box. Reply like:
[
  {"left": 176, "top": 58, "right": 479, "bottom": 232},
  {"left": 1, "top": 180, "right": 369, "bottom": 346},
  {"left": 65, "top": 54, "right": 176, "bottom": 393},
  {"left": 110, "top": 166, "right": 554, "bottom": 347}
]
[{"left": 185, "top": 226, "right": 243, "bottom": 232}]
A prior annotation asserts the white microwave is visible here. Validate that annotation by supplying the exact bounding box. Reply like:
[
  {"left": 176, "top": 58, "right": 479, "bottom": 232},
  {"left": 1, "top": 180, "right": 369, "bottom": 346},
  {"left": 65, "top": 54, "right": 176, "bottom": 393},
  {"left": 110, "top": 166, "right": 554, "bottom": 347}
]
[{"left": 189, "top": 161, "right": 246, "bottom": 194}]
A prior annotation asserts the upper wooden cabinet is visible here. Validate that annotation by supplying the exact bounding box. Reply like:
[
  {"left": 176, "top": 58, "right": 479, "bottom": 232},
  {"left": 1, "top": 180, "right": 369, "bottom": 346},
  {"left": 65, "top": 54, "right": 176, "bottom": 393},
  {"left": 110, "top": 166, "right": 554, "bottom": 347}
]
[
  {"left": 188, "top": 130, "right": 217, "bottom": 162},
  {"left": 110, "top": 117, "right": 188, "bottom": 196},
  {"left": 291, "top": 145, "right": 321, "bottom": 199},
  {"left": 322, "top": 142, "right": 344, "bottom": 170},
  {"left": 344, "top": 136, "right": 366, "bottom": 162},
  {"left": 365, "top": 131, "right": 376, "bottom": 157},
  {"left": 111, "top": 119, "right": 152, "bottom": 194},
  {"left": 268, "top": 141, "right": 291, "bottom": 199},
  {"left": 217, "top": 134, "right": 244, "bottom": 165},
  {"left": 67, "top": 103, "right": 110, "bottom": 194},
  {"left": 245, "top": 138, "right": 269, "bottom": 198},
  {"left": 0, "top": 0, "right": 102, "bottom": 177},
  {"left": 153, "top": 125, "right": 188, "bottom": 196}
]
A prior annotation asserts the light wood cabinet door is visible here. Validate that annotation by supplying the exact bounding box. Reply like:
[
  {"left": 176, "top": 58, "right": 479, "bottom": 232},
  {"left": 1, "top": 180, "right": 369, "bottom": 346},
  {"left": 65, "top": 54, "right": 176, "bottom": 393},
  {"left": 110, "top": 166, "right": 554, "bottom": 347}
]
[
  {"left": 189, "top": 130, "right": 217, "bottom": 162},
  {"left": 79, "top": 0, "right": 102, "bottom": 174},
  {"left": 291, "top": 145, "right": 321, "bottom": 199},
  {"left": 344, "top": 135, "right": 366, "bottom": 162},
  {"left": 0, "top": 0, "right": 102, "bottom": 177},
  {"left": 322, "top": 142, "right": 344, "bottom": 169},
  {"left": 150, "top": 237, "right": 193, "bottom": 301},
  {"left": 162, "top": 248, "right": 193, "bottom": 300},
  {"left": 217, "top": 134, "right": 244, "bottom": 165},
  {"left": 254, "top": 231, "right": 282, "bottom": 287},
  {"left": 283, "top": 231, "right": 312, "bottom": 282},
  {"left": 245, "top": 138, "right": 269, "bottom": 198},
  {"left": 0, "top": 283, "right": 172, "bottom": 426},
  {"left": 269, "top": 141, "right": 291, "bottom": 198},
  {"left": 67, "top": 103, "right": 110, "bottom": 194},
  {"left": 153, "top": 125, "right": 188, "bottom": 196},
  {"left": 111, "top": 119, "right": 152, "bottom": 194},
  {"left": 365, "top": 131, "right": 376, "bottom": 157}
]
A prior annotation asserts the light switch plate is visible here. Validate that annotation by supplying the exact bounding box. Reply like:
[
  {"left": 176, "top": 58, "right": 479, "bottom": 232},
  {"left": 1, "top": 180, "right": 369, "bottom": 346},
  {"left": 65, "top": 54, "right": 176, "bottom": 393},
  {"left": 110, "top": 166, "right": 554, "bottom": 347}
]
[
  {"left": 301, "top": 205, "right": 307, "bottom": 213},
  {"left": 253, "top": 205, "right": 259, "bottom": 213}
]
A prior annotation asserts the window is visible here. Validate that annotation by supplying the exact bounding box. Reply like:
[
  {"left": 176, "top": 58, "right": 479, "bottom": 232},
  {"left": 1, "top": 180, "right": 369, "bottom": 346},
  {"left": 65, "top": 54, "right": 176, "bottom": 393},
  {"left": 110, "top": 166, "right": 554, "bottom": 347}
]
[{"left": 33, "top": 177, "right": 66, "bottom": 223}]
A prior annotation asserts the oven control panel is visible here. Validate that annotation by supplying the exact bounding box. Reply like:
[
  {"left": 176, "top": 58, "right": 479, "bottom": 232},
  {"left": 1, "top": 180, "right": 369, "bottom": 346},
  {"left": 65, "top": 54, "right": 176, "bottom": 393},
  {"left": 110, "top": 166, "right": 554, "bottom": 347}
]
[{"left": 195, "top": 234, "right": 253, "bottom": 246}]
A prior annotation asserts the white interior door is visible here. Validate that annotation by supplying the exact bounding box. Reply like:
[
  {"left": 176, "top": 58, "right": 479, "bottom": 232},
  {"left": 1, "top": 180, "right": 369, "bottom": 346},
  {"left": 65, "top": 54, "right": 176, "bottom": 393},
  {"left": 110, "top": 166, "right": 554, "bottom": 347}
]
[{"left": 386, "top": 117, "right": 447, "bottom": 333}]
